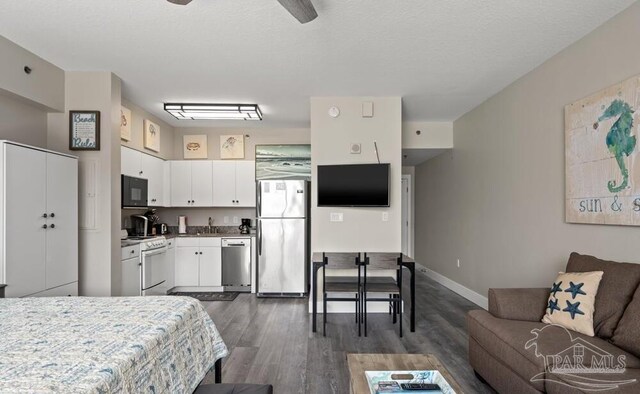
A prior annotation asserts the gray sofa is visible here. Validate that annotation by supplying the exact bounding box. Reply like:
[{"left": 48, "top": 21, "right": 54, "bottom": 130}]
[{"left": 467, "top": 253, "right": 640, "bottom": 393}]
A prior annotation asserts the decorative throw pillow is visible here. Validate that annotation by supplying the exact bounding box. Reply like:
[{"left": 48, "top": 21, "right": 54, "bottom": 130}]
[{"left": 542, "top": 271, "right": 603, "bottom": 336}]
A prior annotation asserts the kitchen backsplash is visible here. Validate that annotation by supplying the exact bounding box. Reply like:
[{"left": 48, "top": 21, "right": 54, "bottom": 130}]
[
  {"left": 156, "top": 207, "right": 256, "bottom": 227},
  {"left": 166, "top": 225, "right": 250, "bottom": 235}
]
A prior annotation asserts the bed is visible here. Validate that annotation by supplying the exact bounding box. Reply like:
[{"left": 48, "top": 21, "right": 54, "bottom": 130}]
[{"left": 0, "top": 296, "right": 228, "bottom": 393}]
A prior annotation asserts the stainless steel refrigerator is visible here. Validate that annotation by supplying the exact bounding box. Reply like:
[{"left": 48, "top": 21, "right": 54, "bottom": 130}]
[{"left": 256, "top": 180, "right": 309, "bottom": 296}]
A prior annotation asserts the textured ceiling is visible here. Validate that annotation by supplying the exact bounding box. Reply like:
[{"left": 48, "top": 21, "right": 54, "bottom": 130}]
[{"left": 0, "top": 0, "right": 635, "bottom": 128}]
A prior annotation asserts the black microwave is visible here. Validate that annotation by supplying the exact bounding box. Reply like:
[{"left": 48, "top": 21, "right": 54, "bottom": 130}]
[{"left": 122, "top": 175, "right": 148, "bottom": 208}]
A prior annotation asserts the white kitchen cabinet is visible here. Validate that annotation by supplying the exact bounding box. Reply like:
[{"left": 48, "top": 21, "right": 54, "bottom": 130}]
[
  {"left": 121, "top": 146, "right": 165, "bottom": 206},
  {"left": 211, "top": 160, "right": 256, "bottom": 207},
  {"left": 235, "top": 161, "right": 256, "bottom": 206},
  {"left": 121, "top": 257, "right": 141, "bottom": 296},
  {"left": 121, "top": 146, "right": 142, "bottom": 177},
  {"left": 170, "top": 161, "right": 213, "bottom": 207},
  {"left": 141, "top": 153, "right": 165, "bottom": 206},
  {"left": 175, "top": 246, "right": 200, "bottom": 286},
  {"left": 199, "top": 247, "right": 222, "bottom": 286},
  {"left": 0, "top": 142, "right": 78, "bottom": 298},
  {"left": 211, "top": 161, "right": 236, "bottom": 206}
]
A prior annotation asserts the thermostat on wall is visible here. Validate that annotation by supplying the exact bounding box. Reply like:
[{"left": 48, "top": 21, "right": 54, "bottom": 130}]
[{"left": 328, "top": 106, "right": 340, "bottom": 118}]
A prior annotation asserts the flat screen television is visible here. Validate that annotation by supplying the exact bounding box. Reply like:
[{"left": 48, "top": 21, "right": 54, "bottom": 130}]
[{"left": 317, "top": 163, "right": 390, "bottom": 207}]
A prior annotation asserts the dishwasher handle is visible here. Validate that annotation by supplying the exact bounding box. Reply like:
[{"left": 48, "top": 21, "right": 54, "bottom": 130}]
[{"left": 221, "top": 239, "right": 249, "bottom": 247}]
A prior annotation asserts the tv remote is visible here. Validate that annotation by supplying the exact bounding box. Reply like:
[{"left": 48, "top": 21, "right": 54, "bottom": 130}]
[{"left": 400, "top": 383, "right": 441, "bottom": 391}]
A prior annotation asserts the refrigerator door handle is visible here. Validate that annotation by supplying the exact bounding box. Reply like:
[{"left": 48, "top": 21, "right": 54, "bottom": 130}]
[
  {"left": 257, "top": 181, "right": 262, "bottom": 217},
  {"left": 258, "top": 220, "right": 262, "bottom": 256}
]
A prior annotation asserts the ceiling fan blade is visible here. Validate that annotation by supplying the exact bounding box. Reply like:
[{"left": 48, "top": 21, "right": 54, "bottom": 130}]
[
  {"left": 277, "top": 0, "right": 318, "bottom": 24},
  {"left": 167, "top": 0, "right": 193, "bottom": 5}
]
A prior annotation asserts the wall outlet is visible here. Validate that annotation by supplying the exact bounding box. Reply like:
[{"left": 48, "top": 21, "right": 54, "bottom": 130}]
[
  {"left": 457, "top": 259, "right": 460, "bottom": 268},
  {"left": 330, "top": 212, "right": 344, "bottom": 222},
  {"left": 224, "top": 216, "right": 230, "bottom": 224},
  {"left": 382, "top": 212, "right": 389, "bottom": 222},
  {"left": 233, "top": 216, "right": 239, "bottom": 224}
]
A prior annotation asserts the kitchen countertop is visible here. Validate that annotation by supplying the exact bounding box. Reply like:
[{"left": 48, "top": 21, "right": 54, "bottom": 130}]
[{"left": 165, "top": 233, "right": 255, "bottom": 239}]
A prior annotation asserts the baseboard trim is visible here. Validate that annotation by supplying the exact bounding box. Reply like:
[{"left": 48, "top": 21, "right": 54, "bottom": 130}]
[{"left": 417, "top": 264, "right": 488, "bottom": 309}]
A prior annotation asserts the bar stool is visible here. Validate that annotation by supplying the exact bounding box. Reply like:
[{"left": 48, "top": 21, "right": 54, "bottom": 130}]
[
  {"left": 322, "top": 252, "right": 362, "bottom": 336},
  {"left": 360, "top": 253, "right": 403, "bottom": 337}
]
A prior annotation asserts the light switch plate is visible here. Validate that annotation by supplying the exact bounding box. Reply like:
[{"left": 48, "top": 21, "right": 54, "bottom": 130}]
[
  {"left": 382, "top": 212, "right": 389, "bottom": 222},
  {"left": 224, "top": 216, "right": 230, "bottom": 224},
  {"left": 330, "top": 213, "right": 344, "bottom": 222},
  {"left": 362, "top": 101, "right": 374, "bottom": 118},
  {"left": 233, "top": 216, "right": 239, "bottom": 224}
]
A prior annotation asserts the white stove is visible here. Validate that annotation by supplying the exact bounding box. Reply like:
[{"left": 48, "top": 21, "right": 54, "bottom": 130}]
[{"left": 121, "top": 236, "right": 169, "bottom": 296}]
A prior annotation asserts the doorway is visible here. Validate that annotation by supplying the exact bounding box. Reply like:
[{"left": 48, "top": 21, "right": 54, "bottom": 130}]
[{"left": 401, "top": 174, "right": 413, "bottom": 257}]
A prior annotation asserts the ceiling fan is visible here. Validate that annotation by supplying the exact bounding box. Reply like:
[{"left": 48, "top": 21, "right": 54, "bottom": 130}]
[{"left": 166, "top": 0, "right": 318, "bottom": 24}]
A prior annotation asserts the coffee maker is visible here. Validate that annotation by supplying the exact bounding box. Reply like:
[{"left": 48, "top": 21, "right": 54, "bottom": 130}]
[{"left": 239, "top": 218, "right": 251, "bottom": 234}]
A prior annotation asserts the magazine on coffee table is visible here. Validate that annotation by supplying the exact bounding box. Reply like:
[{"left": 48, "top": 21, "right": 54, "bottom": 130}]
[{"left": 365, "top": 370, "right": 456, "bottom": 394}]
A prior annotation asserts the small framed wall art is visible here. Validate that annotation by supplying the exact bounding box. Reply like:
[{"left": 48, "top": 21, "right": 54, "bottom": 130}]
[
  {"left": 183, "top": 135, "right": 208, "bottom": 159},
  {"left": 120, "top": 106, "right": 132, "bottom": 141},
  {"left": 220, "top": 134, "right": 245, "bottom": 159},
  {"left": 69, "top": 110, "right": 100, "bottom": 151},
  {"left": 144, "top": 119, "right": 161, "bottom": 152}
]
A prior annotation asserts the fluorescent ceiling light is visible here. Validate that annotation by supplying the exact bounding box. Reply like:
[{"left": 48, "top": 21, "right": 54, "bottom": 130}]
[{"left": 164, "top": 103, "right": 263, "bottom": 121}]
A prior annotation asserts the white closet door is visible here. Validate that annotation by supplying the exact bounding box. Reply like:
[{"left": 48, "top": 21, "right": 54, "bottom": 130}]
[
  {"left": 170, "top": 161, "right": 192, "bottom": 207},
  {"left": 235, "top": 161, "right": 256, "bottom": 207},
  {"left": 5, "top": 144, "right": 47, "bottom": 297},
  {"left": 121, "top": 146, "right": 142, "bottom": 177},
  {"left": 141, "top": 154, "right": 164, "bottom": 206},
  {"left": 45, "top": 153, "right": 78, "bottom": 289},
  {"left": 211, "top": 160, "right": 236, "bottom": 207},
  {"left": 191, "top": 161, "right": 213, "bottom": 207}
]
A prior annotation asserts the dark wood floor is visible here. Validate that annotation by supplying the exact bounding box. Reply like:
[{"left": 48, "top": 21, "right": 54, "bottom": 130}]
[{"left": 201, "top": 270, "right": 495, "bottom": 393}]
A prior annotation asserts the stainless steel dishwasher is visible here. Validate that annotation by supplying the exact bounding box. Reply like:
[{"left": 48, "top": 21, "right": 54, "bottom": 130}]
[{"left": 221, "top": 238, "right": 251, "bottom": 292}]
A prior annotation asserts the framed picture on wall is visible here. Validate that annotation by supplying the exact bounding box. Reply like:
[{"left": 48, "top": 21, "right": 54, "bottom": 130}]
[
  {"left": 120, "top": 106, "right": 132, "bottom": 141},
  {"left": 144, "top": 119, "right": 161, "bottom": 152},
  {"left": 183, "top": 135, "right": 208, "bottom": 159},
  {"left": 69, "top": 110, "right": 100, "bottom": 150},
  {"left": 220, "top": 135, "right": 245, "bottom": 159}
]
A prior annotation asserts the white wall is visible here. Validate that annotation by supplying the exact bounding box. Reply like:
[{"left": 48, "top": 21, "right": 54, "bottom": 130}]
[
  {"left": 0, "top": 94, "right": 48, "bottom": 148},
  {"left": 48, "top": 72, "right": 122, "bottom": 297},
  {"left": 402, "top": 121, "right": 453, "bottom": 149},
  {"left": 415, "top": 2, "right": 640, "bottom": 301},
  {"left": 311, "top": 97, "right": 402, "bottom": 252},
  {"left": 0, "top": 35, "right": 64, "bottom": 112}
]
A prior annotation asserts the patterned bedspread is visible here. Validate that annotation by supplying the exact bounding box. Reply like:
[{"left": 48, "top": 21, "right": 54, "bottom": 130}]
[{"left": 0, "top": 296, "right": 228, "bottom": 393}]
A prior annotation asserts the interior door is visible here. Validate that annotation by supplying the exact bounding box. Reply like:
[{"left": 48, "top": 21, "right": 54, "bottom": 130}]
[
  {"left": 235, "top": 161, "right": 256, "bottom": 207},
  {"left": 191, "top": 161, "right": 213, "bottom": 207},
  {"left": 141, "top": 154, "right": 164, "bottom": 206},
  {"left": 45, "top": 153, "right": 79, "bottom": 289},
  {"left": 5, "top": 144, "right": 47, "bottom": 297},
  {"left": 257, "top": 218, "right": 306, "bottom": 294},
  {"left": 121, "top": 146, "right": 141, "bottom": 177},
  {"left": 170, "top": 161, "right": 192, "bottom": 207},
  {"left": 211, "top": 160, "right": 236, "bottom": 207}
]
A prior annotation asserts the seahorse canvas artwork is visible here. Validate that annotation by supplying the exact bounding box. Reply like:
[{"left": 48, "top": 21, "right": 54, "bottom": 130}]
[
  {"left": 565, "top": 75, "right": 640, "bottom": 225},
  {"left": 220, "top": 135, "right": 245, "bottom": 159}
]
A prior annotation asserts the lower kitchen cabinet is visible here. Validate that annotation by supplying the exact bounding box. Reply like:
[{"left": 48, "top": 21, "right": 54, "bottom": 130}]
[
  {"left": 174, "top": 238, "right": 222, "bottom": 288},
  {"left": 175, "top": 247, "right": 200, "bottom": 287},
  {"left": 198, "top": 247, "right": 222, "bottom": 287}
]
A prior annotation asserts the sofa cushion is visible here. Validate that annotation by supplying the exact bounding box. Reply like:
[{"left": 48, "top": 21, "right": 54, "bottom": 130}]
[
  {"left": 541, "top": 271, "right": 603, "bottom": 336},
  {"left": 467, "top": 310, "right": 640, "bottom": 391},
  {"left": 566, "top": 252, "right": 640, "bottom": 338},
  {"left": 546, "top": 369, "right": 640, "bottom": 394},
  {"left": 612, "top": 285, "right": 640, "bottom": 358}
]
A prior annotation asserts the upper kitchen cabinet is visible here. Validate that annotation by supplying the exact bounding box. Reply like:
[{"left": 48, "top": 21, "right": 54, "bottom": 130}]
[
  {"left": 212, "top": 160, "right": 256, "bottom": 207},
  {"left": 121, "top": 146, "right": 165, "bottom": 206},
  {"left": 170, "top": 161, "right": 213, "bottom": 207}
]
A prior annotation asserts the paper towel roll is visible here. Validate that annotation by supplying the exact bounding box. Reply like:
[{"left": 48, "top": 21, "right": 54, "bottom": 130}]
[{"left": 178, "top": 216, "right": 187, "bottom": 234}]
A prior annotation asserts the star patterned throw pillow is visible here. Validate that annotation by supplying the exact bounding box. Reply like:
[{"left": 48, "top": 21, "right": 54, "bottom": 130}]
[{"left": 542, "top": 271, "right": 603, "bottom": 337}]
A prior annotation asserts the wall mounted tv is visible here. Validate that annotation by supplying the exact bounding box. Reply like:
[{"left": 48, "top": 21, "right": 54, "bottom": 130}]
[{"left": 317, "top": 163, "right": 390, "bottom": 207}]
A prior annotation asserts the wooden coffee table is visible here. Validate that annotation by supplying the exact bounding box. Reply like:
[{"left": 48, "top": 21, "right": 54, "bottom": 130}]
[{"left": 347, "top": 353, "right": 462, "bottom": 394}]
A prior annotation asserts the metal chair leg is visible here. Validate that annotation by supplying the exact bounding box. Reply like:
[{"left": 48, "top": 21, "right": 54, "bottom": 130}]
[
  {"left": 399, "top": 294, "right": 403, "bottom": 337},
  {"left": 392, "top": 296, "right": 397, "bottom": 324},
  {"left": 389, "top": 294, "right": 392, "bottom": 315},
  {"left": 323, "top": 293, "right": 327, "bottom": 337}
]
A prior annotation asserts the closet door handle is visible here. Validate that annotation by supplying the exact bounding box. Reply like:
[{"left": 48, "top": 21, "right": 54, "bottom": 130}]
[
  {"left": 50, "top": 224, "right": 55, "bottom": 229},
  {"left": 50, "top": 213, "right": 55, "bottom": 218},
  {"left": 43, "top": 213, "right": 48, "bottom": 218},
  {"left": 42, "top": 224, "right": 48, "bottom": 229}
]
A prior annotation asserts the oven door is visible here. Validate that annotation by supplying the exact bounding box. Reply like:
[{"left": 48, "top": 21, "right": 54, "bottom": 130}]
[
  {"left": 141, "top": 246, "right": 168, "bottom": 296},
  {"left": 122, "top": 175, "right": 148, "bottom": 208}
]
